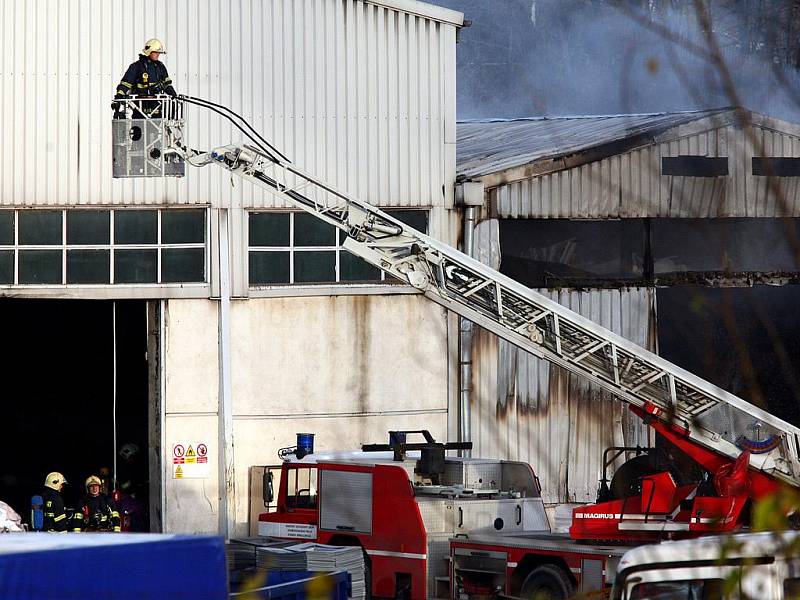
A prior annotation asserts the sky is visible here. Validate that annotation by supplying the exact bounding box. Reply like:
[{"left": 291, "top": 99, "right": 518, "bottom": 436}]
[{"left": 433, "top": 0, "right": 800, "bottom": 121}]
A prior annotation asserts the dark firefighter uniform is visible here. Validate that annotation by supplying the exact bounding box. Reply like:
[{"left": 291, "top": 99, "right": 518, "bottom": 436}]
[
  {"left": 114, "top": 40, "right": 176, "bottom": 118},
  {"left": 79, "top": 494, "right": 121, "bottom": 532},
  {"left": 41, "top": 472, "right": 81, "bottom": 532},
  {"left": 42, "top": 486, "right": 69, "bottom": 532},
  {"left": 115, "top": 54, "right": 176, "bottom": 100}
]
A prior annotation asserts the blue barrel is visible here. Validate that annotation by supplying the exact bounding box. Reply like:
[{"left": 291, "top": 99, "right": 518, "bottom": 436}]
[
  {"left": 296, "top": 433, "right": 315, "bottom": 456},
  {"left": 30, "top": 495, "right": 44, "bottom": 531}
]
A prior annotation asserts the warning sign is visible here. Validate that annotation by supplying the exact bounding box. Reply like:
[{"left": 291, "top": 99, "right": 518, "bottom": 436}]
[
  {"left": 172, "top": 442, "right": 210, "bottom": 479},
  {"left": 172, "top": 444, "right": 185, "bottom": 464}
]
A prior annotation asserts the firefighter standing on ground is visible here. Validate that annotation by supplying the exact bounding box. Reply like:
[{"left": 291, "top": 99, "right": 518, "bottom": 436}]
[
  {"left": 41, "top": 472, "right": 80, "bottom": 532},
  {"left": 80, "top": 475, "right": 121, "bottom": 532},
  {"left": 113, "top": 38, "right": 177, "bottom": 117}
]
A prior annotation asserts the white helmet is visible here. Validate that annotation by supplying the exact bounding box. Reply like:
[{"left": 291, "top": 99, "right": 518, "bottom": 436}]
[
  {"left": 142, "top": 38, "right": 166, "bottom": 56},
  {"left": 44, "top": 472, "right": 67, "bottom": 491}
]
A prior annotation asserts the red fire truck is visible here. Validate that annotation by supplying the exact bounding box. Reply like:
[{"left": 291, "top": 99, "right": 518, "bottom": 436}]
[
  {"left": 257, "top": 430, "right": 631, "bottom": 599},
  {"left": 257, "top": 419, "right": 799, "bottom": 599}
]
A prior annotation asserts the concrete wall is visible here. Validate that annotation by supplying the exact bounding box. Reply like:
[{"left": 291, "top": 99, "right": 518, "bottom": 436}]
[
  {"left": 162, "top": 295, "right": 451, "bottom": 535},
  {"left": 163, "top": 299, "right": 220, "bottom": 534}
]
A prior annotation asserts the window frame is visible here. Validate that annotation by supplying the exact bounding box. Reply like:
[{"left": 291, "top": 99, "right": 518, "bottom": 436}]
[
  {"left": 752, "top": 156, "right": 800, "bottom": 177},
  {"left": 661, "top": 155, "right": 729, "bottom": 177},
  {"left": 247, "top": 209, "right": 429, "bottom": 289},
  {"left": 0, "top": 208, "right": 209, "bottom": 287}
]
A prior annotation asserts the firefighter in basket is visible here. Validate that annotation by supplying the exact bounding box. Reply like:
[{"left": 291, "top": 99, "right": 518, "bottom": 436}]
[{"left": 79, "top": 475, "right": 121, "bottom": 532}]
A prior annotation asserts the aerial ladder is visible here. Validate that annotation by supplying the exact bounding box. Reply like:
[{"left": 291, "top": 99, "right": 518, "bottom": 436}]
[{"left": 114, "top": 96, "right": 800, "bottom": 541}]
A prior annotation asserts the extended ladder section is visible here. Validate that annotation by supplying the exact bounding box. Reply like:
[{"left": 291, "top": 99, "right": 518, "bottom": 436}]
[{"left": 145, "top": 96, "right": 800, "bottom": 488}]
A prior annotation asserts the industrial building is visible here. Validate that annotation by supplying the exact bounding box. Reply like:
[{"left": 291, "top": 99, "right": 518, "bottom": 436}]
[
  {"left": 458, "top": 108, "right": 800, "bottom": 508},
  {"left": 3, "top": 0, "right": 800, "bottom": 541},
  {"left": 1, "top": 0, "right": 463, "bottom": 537}
]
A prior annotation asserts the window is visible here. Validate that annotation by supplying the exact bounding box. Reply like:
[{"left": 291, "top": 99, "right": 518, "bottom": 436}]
[
  {"left": 662, "top": 156, "right": 729, "bottom": 177},
  {"left": 0, "top": 209, "right": 206, "bottom": 285},
  {"left": 752, "top": 157, "right": 800, "bottom": 177},
  {"left": 248, "top": 210, "right": 428, "bottom": 286},
  {"left": 784, "top": 577, "right": 800, "bottom": 597},
  {"left": 651, "top": 218, "right": 800, "bottom": 276},
  {"left": 498, "top": 217, "right": 800, "bottom": 288},
  {"left": 630, "top": 579, "right": 725, "bottom": 599},
  {"left": 285, "top": 467, "right": 317, "bottom": 510},
  {"left": 499, "top": 219, "right": 647, "bottom": 287}
]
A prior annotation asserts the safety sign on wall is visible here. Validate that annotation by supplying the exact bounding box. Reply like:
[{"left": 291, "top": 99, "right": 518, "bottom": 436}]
[{"left": 172, "top": 442, "right": 210, "bottom": 479}]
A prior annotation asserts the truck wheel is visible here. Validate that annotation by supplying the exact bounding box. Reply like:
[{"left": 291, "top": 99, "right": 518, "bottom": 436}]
[{"left": 520, "top": 564, "right": 574, "bottom": 599}]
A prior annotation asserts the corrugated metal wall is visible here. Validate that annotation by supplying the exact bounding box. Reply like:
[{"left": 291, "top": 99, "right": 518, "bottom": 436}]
[
  {"left": 494, "top": 123, "right": 800, "bottom": 218},
  {"left": 0, "top": 0, "right": 457, "bottom": 209},
  {"left": 470, "top": 288, "right": 654, "bottom": 505}
]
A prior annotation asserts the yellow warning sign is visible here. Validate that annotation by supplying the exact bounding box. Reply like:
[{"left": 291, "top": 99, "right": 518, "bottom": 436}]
[
  {"left": 174, "top": 465, "right": 183, "bottom": 479},
  {"left": 186, "top": 445, "right": 196, "bottom": 464}
]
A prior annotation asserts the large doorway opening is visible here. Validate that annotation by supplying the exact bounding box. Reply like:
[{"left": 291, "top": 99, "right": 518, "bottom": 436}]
[{"left": 0, "top": 299, "right": 155, "bottom": 531}]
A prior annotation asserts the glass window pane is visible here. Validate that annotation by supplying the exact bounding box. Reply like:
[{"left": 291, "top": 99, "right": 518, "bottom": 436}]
[
  {"left": 67, "top": 250, "right": 110, "bottom": 284},
  {"left": 19, "top": 211, "right": 62, "bottom": 245},
  {"left": 294, "top": 213, "right": 336, "bottom": 247},
  {"left": 19, "top": 250, "right": 62, "bottom": 284},
  {"left": 387, "top": 210, "right": 429, "bottom": 233},
  {"left": 67, "top": 211, "right": 110, "bottom": 245},
  {"left": 114, "top": 249, "right": 157, "bottom": 283},
  {"left": 249, "top": 251, "right": 290, "bottom": 284},
  {"left": 0, "top": 212, "right": 14, "bottom": 245},
  {"left": 250, "top": 213, "right": 289, "bottom": 247},
  {"left": 340, "top": 251, "right": 381, "bottom": 282},
  {"left": 294, "top": 250, "right": 335, "bottom": 283},
  {"left": 162, "top": 248, "right": 205, "bottom": 282},
  {"left": 115, "top": 210, "right": 157, "bottom": 244},
  {"left": 0, "top": 251, "right": 13, "bottom": 283},
  {"left": 161, "top": 210, "right": 205, "bottom": 244}
]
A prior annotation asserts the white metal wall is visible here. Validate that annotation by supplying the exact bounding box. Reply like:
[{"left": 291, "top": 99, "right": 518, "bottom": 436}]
[
  {"left": 0, "top": 0, "right": 459, "bottom": 209},
  {"left": 470, "top": 288, "right": 653, "bottom": 505},
  {"left": 494, "top": 122, "right": 800, "bottom": 218}
]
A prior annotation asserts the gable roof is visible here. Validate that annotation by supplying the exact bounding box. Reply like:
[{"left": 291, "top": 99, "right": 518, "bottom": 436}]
[{"left": 456, "top": 109, "right": 733, "bottom": 181}]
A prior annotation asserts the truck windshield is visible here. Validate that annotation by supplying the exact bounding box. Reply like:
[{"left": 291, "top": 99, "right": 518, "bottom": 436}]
[
  {"left": 629, "top": 579, "right": 725, "bottom": 600},
  {"left": 285, "top": 466, "right": 318, "bottom": 510}
]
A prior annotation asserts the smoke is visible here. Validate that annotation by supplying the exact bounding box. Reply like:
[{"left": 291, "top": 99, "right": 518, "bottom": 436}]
[{"left": 434, "top": 0, "right": 800, "bottom": 121}]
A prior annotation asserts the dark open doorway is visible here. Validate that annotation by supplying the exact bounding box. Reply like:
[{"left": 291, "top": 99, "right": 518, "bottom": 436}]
[{"left": 0, "top": 299, "right": 151, "bottom": 530}]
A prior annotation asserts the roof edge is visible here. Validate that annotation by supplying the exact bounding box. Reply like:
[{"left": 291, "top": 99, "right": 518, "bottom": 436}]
[
  {"left": 363, "top": 0, "right": 464, "bottom": 26},
  {"left": 458, "top": 108, "right": 742, "bottom": 184},
  {"left": 457, "top": 108, "right": 734, "bottom": 125}
]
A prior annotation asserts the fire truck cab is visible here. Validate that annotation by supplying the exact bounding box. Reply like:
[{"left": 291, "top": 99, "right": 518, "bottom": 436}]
[{"left": 258, "top": 431, "right": 551, "bottom": 599}]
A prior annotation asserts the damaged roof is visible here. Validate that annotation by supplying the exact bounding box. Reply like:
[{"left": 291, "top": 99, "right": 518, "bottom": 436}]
[{"left": 456, "top": 109, "right": 733, "bottom": 180}]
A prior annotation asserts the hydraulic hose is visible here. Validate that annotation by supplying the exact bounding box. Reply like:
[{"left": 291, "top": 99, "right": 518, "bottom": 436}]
[
  {"left": 179, "top": 94, "right": 291, "bottom": 162},
  {"left": 178, "top": 96, "right": 276, "bottom": 160}
]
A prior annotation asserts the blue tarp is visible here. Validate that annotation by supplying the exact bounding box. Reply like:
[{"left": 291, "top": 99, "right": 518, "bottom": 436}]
[{"left": 0, "top": 533, "right": 227, "bottom": 599}]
